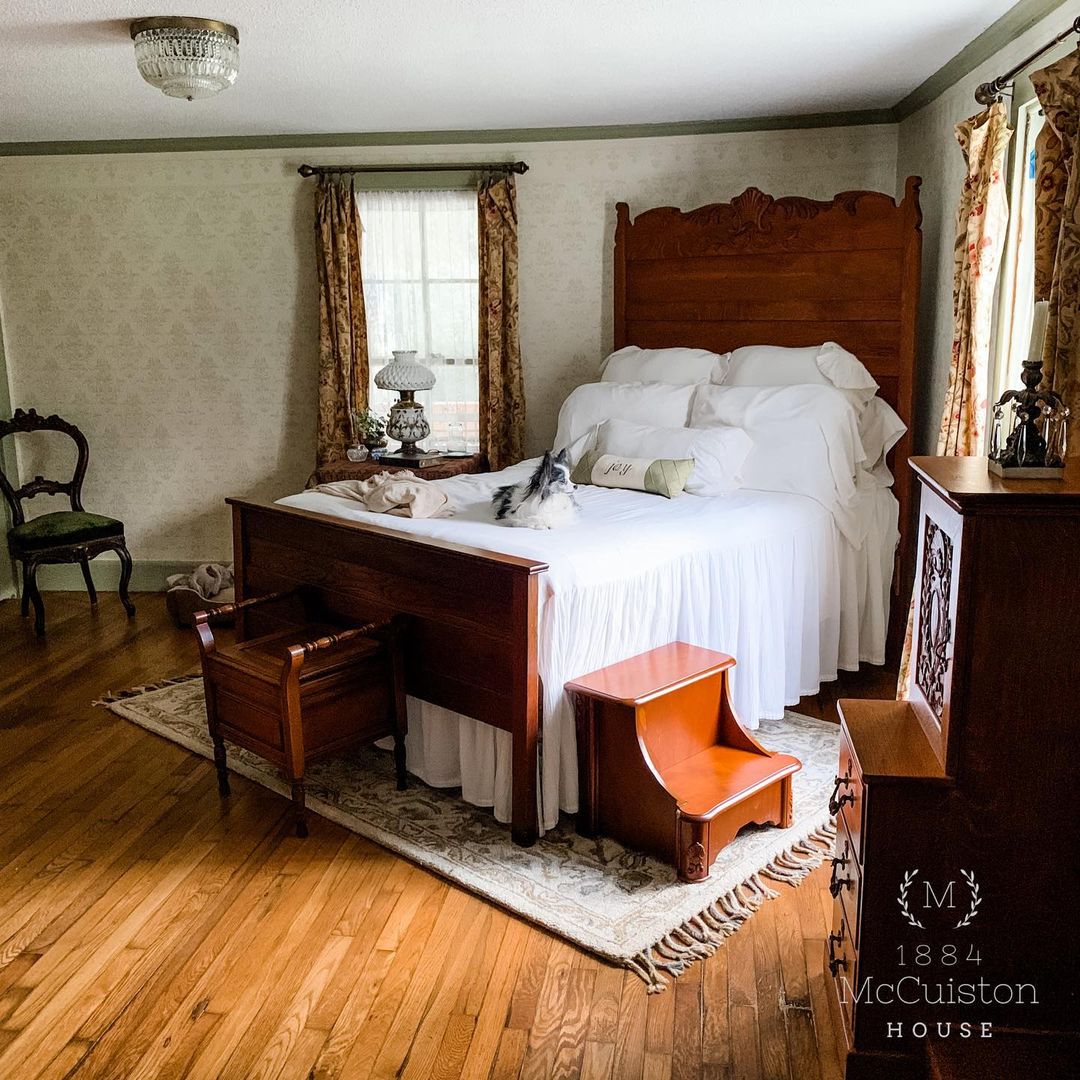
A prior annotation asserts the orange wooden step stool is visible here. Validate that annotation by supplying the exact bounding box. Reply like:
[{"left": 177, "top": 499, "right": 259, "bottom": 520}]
[
  {"left": 194, "top": 590, "right": 408, "bottom": 837},
  {"left": 566, "top": 642, "right": 801, "bottom": 882}
]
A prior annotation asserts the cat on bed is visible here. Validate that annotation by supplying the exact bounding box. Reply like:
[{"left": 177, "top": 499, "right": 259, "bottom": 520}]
[{"left": 492, "top": 449, "right": 578, "bottom": 529}]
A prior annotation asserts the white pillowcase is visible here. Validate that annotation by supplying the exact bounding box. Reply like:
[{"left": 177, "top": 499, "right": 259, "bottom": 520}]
[
  {"left": 858, "top": 397, "right": 907, "bottom": 487},
  {"left": 594, "top": 418, "right": 752, "bottom": 497},
  {"left": 690, "top": 383, "right": 867, "bottom": 543},
  {"left": 600, "top": 346, "right": 723, "bottom": 386},
  {"left": 552, "top": 382, "right": 695, "bottom": 464},
  {"left": 712, "top": 341, "right": 878, "bottom": 405}
]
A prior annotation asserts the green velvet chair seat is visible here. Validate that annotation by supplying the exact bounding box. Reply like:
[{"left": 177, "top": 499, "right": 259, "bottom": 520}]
[{"left": 10, "top": 511, "right": 124, "bottom": 552}]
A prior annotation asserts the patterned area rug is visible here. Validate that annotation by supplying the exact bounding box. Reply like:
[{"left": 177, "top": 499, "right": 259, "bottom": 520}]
[{"left": 99, "top": 677, "right": 838, "bottom": 991}]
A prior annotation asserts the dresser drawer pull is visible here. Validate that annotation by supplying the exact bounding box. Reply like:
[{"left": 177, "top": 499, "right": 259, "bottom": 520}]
[
  {"left": 829, "top": 853, "right": 852, "bottom": 898},
  {"left": 828, "top": 927, "right": 848, "bottom": 976},
  {"left": 828, "top": 774, "right": 856, "bottom": 816}
]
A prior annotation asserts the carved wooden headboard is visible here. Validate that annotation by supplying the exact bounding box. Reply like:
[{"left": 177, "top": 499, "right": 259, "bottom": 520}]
[{"left": 613, "top": 176, "right": 922, "bottom": 652}]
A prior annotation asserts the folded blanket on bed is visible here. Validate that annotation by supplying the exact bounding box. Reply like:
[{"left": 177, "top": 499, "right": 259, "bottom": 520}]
[{"left": 314, "top": 472, "right": 451, "bottom": 519}]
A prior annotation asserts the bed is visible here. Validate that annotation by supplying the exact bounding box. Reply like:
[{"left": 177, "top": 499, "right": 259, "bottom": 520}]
[{"left": 228, "top": 178, "right": 923, "bottom": 846}]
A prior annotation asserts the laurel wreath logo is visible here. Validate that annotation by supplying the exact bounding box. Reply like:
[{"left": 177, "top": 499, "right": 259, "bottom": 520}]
[
  {"left": 897, "top": 869, "right": 925, "bottom": 929},
  {"left": 954, "top": 869, "right": 982, "bottom": 929}
]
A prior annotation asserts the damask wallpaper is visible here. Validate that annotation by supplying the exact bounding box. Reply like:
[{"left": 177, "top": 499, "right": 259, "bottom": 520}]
[{"left": 0, "top": 127, "right": 896, "bottom": 565}]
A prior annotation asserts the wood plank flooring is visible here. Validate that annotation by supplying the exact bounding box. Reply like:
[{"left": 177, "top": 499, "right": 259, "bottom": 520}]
[{"left": 0, "top": 592, "right": 894, "bottom": 1079}]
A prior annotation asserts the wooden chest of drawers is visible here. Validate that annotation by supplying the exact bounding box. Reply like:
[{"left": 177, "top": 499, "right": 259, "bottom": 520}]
[
  {"left": 825, "top": 457, "right": 1080, "bottom": 1079},
  {"left": 825, "top": 701, "right": 950, "bottom": 1079}
]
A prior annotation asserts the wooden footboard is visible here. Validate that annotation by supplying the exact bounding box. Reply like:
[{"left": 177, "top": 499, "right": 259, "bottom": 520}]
[{"left": 227, "top": 499, "right": 549, "bottom": 845}]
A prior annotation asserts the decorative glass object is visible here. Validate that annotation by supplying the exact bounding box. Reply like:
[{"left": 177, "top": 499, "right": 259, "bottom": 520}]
[
  {"left": 346, "top": 446, "right": 369, "bottom": 463},
  {"left": 130, "top": 18, "right": 239, "bottom": 101},
  {"left": 989, "top": 301, "right": 1069, "bottom": 478},
  {"left": 446, "top": 422, "right": 467, "bottom": 454},
  {"left": 374, "top": 351, "right": 438, "bottom": 461}
]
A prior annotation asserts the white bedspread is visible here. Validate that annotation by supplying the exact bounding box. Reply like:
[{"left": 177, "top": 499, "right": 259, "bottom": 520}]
[{"left": 278, "top": 460, "right": 897, "bottom": 832}]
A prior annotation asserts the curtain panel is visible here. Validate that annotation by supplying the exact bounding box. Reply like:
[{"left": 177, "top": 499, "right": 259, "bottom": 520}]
[
  {"left": 477, "top": 175, "right": 526, "bottom": 471},
  {"left": 937, "top": 101, "right": 1012, "bottom": 457},
  {"left": 899, "top": 101, "right": 1012, "bottom": 696},
  {"left": 314, "top": 176, "right": 369, "bottom": 469},
  {"left": 1032, "top": 49, "right": 1080, "bottom": 446}
]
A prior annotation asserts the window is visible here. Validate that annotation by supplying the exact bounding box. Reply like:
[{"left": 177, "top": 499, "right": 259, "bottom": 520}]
[
  {"left": 991, "top": 96, "right": 1045, "bottom": 411},
  {"left": 357, "top": 189, "right": 480, "bottom": 450}
]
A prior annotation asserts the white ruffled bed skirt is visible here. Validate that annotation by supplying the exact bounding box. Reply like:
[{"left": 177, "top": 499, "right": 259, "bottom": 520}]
[{"left": 284, "top": 472, "right": 898, "bottom": 834}]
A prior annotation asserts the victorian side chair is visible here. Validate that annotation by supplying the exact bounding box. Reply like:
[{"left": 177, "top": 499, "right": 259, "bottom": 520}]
[{"left": 0, "top": 408, "right": 135, "bottom": 636}]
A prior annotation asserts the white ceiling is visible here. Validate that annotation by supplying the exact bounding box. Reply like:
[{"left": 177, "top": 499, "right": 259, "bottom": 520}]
[{"left": 2, "top": 1, "right": 1018, "bottom": 142}]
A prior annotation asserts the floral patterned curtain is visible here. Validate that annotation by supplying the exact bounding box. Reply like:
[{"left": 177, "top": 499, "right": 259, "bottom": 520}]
[
  {"left": 937, "top": 101, "right": 1012, "bottom": 456},
  {"left": 314, "top": 176, "right": 369, "bottom": 469},
  {"left": 477, "top": 175, "right": 525, "bottom": 471},
  {"left": 899, "top": 102, "right": 1012, "bottom": 696},
  {"left": 1032, "top": 50, "right": 1080, "bottom": 445}
]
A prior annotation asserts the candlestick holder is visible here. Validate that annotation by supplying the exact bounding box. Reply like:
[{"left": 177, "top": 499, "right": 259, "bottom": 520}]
[{"left": 988, "top": 357, "right": 1069, "bottom": 479}]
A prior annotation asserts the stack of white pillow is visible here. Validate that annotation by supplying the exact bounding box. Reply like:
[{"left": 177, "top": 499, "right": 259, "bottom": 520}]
[{"left": 553, "top": 342, "right": 907, "bottom": 535}]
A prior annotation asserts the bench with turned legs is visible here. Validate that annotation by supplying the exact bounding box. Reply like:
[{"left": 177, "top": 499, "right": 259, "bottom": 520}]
[{"left": 194, "top": 591, "right": 408, "bottom": 836}]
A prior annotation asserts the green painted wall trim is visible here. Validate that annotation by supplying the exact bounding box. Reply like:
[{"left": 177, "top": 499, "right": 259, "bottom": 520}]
[
  {"left": 895, "top": 0, "right": 1072, "bottom": 119},
  {"left": 0, "top": 109, "right": 897, "bottom": 158},
  {"left": 0, "top": 1, "right": 1071, "bottom": 157},
  {"left": 36, "top": 559, "right": 211, "bottom": 594}
]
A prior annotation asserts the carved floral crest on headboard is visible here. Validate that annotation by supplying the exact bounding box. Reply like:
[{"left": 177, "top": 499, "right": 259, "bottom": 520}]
[
  {"left": 675, "top": 188, "right": 871, "bottom": 253},
  {"left": 617, "top": 184, "right": 909, "bottom": 257}
]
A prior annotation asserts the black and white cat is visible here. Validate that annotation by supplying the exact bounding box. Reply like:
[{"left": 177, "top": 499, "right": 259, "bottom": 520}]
[{"left": 492, "top": 449, "right": 578, "bottom": 529}]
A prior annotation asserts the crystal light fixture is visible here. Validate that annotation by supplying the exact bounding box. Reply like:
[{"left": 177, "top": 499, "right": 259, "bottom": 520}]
[{"left": 130, "top": 17, "right": 239, "bottom": 101}]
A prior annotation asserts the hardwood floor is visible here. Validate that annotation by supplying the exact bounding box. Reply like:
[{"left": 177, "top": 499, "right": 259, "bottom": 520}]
[{"left": 0, "top": 592, "right": 895, "bottom": 1079}]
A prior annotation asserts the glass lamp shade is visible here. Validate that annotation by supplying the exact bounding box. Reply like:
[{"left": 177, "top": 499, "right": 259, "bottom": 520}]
[
  {"left": 374, "top": 351, "right": 437, "bottom": 392},
  {"left": 130, "top": 18, "right": 239, "bottom": 101}
]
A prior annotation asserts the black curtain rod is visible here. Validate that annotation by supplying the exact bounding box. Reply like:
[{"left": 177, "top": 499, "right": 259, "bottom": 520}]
[
  {"left": 297, "top": 161, "right": 528, "bottom": 178},
  {"left": 975, "top": 14, "right": 1080, "bottom": 104}
]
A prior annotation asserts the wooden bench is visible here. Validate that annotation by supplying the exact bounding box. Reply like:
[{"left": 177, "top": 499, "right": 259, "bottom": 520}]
[
  {"left": 566, "top": 642, "right": 800, "bottom": 882},
  {"left": 194, "top": 591, "right": 408, "bottom": 837}
]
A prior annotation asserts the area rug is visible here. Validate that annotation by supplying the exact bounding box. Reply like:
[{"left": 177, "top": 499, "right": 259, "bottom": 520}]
[{"left": 98, "top": 676, "right": 838, "bottom": 991}]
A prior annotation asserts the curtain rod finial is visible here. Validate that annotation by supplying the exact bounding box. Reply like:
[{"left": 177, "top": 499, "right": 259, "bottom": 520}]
[{"left": 297, "top": 164, "right": 317, "bottom": 178}]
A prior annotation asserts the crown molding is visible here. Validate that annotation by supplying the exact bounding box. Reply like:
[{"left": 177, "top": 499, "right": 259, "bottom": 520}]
[
  {"left": 0, "top": 110, "right": 897, "bottom": 158},
  {"left": 895, "top": 0, "right": 1070, "bottom": 120},
  {"left": 0, "top": 1, "right": 1066, "bottom": 157}
]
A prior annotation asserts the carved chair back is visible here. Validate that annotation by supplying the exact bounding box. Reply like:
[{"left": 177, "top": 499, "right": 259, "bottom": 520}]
[{"left": 0, "top": 409, "right": 89, "bottom": 528}]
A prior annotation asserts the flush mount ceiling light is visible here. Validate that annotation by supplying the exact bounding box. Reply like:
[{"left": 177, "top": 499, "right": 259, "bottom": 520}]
[{"left": 129, "top": 16, "right": 239, "bottom": 101}]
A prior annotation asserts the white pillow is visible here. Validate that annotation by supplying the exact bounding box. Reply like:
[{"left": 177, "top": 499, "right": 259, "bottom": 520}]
[
  {"left": 712, "top": 341, "right": 878, "bottom": 405},
  {"left": 858, "top": 397, "right": 907, "bottom": 487},
  {"left": 595, "top": 418, "right": 752, "bottom": 497},
  {"left": 690, "top": 383, "right": 867, "bottom": 543},
  {"left": 600, "top": 346, "right": 725, "bottom": 386},
  {"left": 552, "top": 382, "right": 695, "bottom": 465}
]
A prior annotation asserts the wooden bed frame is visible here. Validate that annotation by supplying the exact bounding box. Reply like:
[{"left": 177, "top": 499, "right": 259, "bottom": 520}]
[{"left": 229, "top": 178, "right": 922, "bottom": 847}]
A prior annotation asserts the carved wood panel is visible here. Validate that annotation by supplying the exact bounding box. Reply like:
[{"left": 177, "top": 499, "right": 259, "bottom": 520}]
[{"left": 915, "top": 515, "right": 954, "bottom": 719}]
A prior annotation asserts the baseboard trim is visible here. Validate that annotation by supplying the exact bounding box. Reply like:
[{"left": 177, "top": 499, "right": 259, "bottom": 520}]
[{"left": 34, "top": 559, "right": 209, "bottom": 594}]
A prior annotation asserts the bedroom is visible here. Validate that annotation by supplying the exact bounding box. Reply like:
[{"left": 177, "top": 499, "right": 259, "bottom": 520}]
[{"left": 0, "top": 1, "right": 1077, "bottom": 1077}]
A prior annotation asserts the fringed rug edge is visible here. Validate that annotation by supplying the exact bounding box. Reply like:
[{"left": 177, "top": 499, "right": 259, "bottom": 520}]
[
  {"left": 93, "top": 672, "right": 202, "bottom": 706},
  {"left": 625, "top": 821, "right": 836, "bottom": 992}
]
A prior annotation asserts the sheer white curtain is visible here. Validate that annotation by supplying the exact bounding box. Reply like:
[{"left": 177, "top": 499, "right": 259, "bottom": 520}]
[{"left": 357, "top": 189, "right": 480, "bottom": 450}]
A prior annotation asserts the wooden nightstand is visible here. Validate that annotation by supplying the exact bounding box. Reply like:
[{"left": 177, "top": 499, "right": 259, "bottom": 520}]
[{"left": 314, "top": 453, "right": 487, "bottom": 484}]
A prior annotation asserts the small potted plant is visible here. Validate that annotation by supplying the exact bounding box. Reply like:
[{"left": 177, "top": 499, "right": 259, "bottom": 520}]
[{"left": 352, "top": 408, "right": 387, "bottom": 451}]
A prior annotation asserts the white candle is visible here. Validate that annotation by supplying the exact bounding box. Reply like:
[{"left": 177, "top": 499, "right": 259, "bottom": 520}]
[{"left": 1028, "top": 300, "right": 1050, "bottom": 366}]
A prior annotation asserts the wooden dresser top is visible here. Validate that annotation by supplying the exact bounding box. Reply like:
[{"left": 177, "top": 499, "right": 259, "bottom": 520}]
[
  {"left": 836, "top": 699, "right": 949, "bottom": 783},
  {"left": 910, "top": 455, "right": 1080, "bottom": 510}
]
